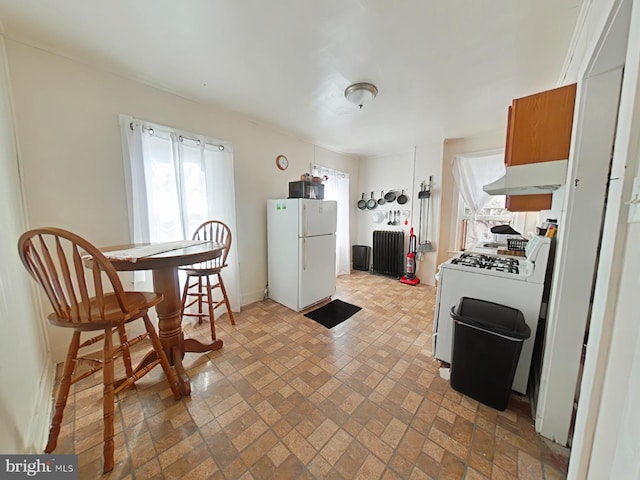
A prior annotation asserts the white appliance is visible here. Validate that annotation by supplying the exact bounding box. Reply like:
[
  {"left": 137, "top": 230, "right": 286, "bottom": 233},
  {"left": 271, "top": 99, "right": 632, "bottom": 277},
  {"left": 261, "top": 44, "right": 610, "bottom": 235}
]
[
  {"left": 267, "top": 199, "right": 337, "bottom": 312},
  {"left": 433, "top": 236, "right": 551, "bottom": 394}
]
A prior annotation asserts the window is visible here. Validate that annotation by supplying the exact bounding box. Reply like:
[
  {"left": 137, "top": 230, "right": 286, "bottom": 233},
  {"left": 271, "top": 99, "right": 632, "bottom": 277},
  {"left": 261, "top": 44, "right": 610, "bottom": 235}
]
[
  {"left": 457, "top": 193, "right": 523, "bottom": 250},
  {"left": 452, "top": 150, "right": 524, "bottom": 251},
  {"left": 119, "top": 115, "right": 240, "bottom": 314}
]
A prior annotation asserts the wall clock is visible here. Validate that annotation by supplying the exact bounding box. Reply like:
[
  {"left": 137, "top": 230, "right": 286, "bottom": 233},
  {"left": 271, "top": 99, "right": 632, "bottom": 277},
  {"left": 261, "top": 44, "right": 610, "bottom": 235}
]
[{"left": 276, "top": 154, "right": 289, "bottom": 171}]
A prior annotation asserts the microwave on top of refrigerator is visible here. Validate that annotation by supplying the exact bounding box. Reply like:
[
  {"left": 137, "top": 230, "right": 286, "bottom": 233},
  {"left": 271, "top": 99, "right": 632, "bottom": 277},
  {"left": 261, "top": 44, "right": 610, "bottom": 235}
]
[{"left": 288, "top": 181, "right": 324, "bottom": 200}]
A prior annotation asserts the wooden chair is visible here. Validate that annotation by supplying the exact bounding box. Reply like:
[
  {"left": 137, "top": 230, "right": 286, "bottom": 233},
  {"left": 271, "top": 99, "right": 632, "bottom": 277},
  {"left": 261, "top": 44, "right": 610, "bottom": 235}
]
[
  {"left": 18, "top": 227, "right": 181, "bottom": 473},
  {"left": 180, "top": 220, "right": 235, "bottom": 340}
]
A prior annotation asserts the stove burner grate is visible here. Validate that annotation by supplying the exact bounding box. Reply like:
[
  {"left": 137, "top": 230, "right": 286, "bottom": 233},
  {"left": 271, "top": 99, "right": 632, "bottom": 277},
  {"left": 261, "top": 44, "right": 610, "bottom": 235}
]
[{"left": 451, "top": 253, "right": 520, "bottom": 274}]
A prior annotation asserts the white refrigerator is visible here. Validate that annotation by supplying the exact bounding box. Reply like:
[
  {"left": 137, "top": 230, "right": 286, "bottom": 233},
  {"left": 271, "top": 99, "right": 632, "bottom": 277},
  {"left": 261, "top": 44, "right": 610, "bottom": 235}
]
[{"left": 267, "top": 199, "right": 337, "bottom": 312}]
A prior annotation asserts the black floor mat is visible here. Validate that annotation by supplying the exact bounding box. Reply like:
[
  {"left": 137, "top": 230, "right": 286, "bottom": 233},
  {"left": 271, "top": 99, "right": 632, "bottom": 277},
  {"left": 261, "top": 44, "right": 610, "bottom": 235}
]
[{"left": 304, "top": 299, "right": 362, "bottom": 329}]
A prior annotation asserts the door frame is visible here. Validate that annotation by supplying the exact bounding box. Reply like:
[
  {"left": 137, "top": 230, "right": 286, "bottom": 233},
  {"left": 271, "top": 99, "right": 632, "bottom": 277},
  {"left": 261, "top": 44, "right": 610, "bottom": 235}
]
[
  {"left": 535, "top": 0, "right": 632, "bottom": 449},
  {"left": 557, "top": 0, "right": 640, "bottom": 477}
]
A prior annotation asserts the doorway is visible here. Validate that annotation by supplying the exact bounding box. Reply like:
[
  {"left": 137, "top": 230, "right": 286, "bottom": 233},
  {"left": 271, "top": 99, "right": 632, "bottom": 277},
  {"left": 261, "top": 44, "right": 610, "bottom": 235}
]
[{"left": 312, "top": 164, "right": 351, "bottom": 275}]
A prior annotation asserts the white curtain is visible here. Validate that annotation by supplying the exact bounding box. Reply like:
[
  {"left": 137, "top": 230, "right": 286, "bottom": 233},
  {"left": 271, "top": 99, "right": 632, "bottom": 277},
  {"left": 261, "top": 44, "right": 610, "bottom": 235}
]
[
  {"left": 312, "top": 164, "right": 350, "bottom": 276},
  {"left": 452, "top": 150, "right": 506, "bottom": 244},
  {"left": 119, "top": 115, "right": 240, "bottom": 314},
  {"left": 452, "top": 150, "right": 505, "bottom": 214}
]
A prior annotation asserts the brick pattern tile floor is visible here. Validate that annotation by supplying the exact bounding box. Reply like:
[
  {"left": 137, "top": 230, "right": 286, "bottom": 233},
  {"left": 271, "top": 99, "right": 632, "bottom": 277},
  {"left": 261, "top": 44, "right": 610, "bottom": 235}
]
[{"left": 53, "top": 271, "right": 569, "bottom": 479}]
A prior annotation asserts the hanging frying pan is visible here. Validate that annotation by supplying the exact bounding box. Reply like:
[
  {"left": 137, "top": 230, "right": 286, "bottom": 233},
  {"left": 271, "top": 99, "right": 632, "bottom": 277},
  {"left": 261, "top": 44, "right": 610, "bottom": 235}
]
[
  {"left": 357, "top": 193, "right": 366, "bottom": 210},
  {"left": 378, "top": 191, "right": 386, "bottom": 205},
  {"left": 366, "top": 192, "right": 377, "bottom": 209},
  {"left": 397, "top": 189, "right": 408, "bottom": 204},
  {"left": 384, "top": 191, "right": 396, "bottom": 202}
]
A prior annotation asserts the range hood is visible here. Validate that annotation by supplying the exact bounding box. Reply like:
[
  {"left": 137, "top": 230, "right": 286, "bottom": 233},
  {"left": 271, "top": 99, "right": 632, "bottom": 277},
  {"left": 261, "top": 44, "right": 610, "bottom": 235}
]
[{"left": 483, "top": 159, "right": 569, "bottom": 196}]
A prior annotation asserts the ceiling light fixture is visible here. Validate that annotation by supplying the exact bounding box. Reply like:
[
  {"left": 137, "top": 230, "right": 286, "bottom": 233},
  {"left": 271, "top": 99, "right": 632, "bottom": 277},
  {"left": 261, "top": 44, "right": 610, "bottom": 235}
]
[{"left": 344, "top": 82, "right": 378, "bottom": 109}]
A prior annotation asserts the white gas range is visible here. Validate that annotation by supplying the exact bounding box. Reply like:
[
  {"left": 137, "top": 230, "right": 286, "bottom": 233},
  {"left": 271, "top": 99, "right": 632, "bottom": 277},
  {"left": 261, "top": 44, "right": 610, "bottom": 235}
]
[{"left": 433, "top": 236, "right": 551, "bottom": 394}]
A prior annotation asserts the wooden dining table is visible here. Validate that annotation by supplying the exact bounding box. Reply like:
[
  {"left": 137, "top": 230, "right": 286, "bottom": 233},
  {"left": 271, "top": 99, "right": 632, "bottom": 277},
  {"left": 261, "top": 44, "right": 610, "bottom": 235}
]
[{"left": 96, "top": 240, "right": 225, "bottom": 396}]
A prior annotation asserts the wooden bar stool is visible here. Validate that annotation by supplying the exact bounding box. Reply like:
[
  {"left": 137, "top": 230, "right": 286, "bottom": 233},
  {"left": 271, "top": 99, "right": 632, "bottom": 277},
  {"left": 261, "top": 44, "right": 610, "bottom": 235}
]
[
  {"left": 18, "top": 227, "right": 181, "bottom": 473},
  {"left": 180, "top": 220, "right": 235, "bottom": 340}
]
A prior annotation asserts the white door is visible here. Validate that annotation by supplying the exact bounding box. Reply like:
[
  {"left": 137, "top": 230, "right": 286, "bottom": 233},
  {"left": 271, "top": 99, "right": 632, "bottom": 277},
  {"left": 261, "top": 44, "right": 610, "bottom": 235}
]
[
  {"left": 299, "top": 200, "right": 337, "bottom": 237},
  {"left": 299, "top": 234, "right": 336, "bottom": 309}
]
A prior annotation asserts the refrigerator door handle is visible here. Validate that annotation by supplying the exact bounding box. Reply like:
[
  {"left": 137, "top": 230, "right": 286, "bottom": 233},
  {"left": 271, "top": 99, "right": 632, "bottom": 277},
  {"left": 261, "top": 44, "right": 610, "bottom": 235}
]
[
  {"left": 303, "top": 238, "right": 307, "bottom": 270},
  {"left": 303, "top": 203, "right": 308, "bottom": 237}
]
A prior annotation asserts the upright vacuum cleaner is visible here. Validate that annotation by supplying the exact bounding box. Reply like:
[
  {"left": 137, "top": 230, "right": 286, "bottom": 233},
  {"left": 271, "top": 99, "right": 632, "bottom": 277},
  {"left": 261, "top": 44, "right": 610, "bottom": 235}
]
[{"left": 400, "top": 227, "right": 420, "bottom": 285}]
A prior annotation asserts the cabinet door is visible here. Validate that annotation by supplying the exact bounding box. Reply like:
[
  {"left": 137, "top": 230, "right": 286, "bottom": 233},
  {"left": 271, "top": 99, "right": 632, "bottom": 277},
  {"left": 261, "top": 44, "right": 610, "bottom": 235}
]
[
  {"left": 505, "top": 105, "right": 513, "bottom": 165},
  {"left": 506, "top": 83, "right": 577, "bottom": 166},
  {"left": 505, "top": 83, "right": 576, "bottom": 211},
  {"left": 506, "top": 194, "right": 552, "bottom": 212}
]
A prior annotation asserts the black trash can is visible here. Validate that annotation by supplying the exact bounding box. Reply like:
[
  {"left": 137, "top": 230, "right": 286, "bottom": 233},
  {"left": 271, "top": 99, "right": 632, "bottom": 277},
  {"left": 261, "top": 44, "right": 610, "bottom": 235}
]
[
  {"left": 449, "top": 297, "right": 531, "bottom": 411},
  {"left": 352, "top": 245, "right": 371, "bottom": 271}
]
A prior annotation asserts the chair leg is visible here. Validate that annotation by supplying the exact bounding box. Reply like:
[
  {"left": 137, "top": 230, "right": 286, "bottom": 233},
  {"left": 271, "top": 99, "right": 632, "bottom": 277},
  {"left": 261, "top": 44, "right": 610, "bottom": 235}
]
[
  {"left": 142, "top": 314, "right": 181, "bottom": 400},
  {"left": 45, "top": 330, "right": 81, "bottom": 454},
  {"left": 218, "top": 273, "right": 235, "bottom": 325},
  {"left": 116, "top": 323, "right": 134, "bottom": 381},
  {"left": 102, "top": 327, "right": 115, "bottom": 473},
  {"left": 206, "top": 275, "right": 217, "bottom": 341},
  {"left": 180, "top": 275, "right": 190, "bottom": 319},
  {"left": 197, "top": 277, "right": 204, "bottom": 324}
]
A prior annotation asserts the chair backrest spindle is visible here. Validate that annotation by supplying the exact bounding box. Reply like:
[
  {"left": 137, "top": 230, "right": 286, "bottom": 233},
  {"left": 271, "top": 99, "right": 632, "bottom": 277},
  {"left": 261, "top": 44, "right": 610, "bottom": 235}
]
[
  {"left": 191, "top": 220, "right": 232, "bottom": 269},
  {"left": 18, "top": 228, "right": 131, "bottom": 326}
]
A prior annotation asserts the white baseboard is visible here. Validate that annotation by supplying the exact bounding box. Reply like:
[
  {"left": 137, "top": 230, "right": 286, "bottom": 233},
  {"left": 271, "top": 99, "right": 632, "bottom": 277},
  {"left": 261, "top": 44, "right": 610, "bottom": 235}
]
[
  {"left": 241, "top": 290, "right": 266, "bottom": 306},
  {"left": 25, "top": 357, "right": 56, "bottom": 453}
]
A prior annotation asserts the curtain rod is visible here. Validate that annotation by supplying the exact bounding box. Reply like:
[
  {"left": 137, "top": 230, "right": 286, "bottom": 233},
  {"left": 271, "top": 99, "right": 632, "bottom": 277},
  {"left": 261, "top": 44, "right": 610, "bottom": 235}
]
[{"left": 129, "top": 121, "right": 225, "bottom": 150}]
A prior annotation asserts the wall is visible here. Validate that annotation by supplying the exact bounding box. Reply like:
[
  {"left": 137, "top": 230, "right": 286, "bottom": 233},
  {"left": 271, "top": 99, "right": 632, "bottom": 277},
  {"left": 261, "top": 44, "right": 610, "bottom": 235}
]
[
  {"left": 356, "top": 142, "right": 442, "bottom": 286},
  {"left": 413, "top": 143, "right": 444, "bottom": 284},
  {"left": 0, "top": 36, "right": 53, "bottom": 453},
  {"left": 4, "top": 39, "right": 360, "bottom": 361}
]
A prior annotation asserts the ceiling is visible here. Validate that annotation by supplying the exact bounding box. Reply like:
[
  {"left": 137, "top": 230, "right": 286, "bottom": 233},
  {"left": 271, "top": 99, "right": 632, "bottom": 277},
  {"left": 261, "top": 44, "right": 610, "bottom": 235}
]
[{"left": 0, "top": 0, "right": 583, "bottom": 156}]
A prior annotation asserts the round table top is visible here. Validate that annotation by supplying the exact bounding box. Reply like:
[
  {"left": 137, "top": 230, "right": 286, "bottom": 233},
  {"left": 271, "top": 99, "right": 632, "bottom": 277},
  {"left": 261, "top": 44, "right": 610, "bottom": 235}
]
[{"left": 99, "top": 241, "right": 224, "bottom": 271}]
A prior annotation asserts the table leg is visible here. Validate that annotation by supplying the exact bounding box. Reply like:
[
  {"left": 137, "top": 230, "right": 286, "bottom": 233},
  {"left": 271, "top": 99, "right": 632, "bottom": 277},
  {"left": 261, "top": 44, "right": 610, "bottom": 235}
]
[
  {"left": 171, "top": 346, "right": 191, "bottom": 396},
  {"left": 151, "top": 266, "right": 223, "bottom": 396},
  {"left": 184, "top": 337, "right": 224, "bottom": 353},
  {"left": 152, "top": 266, "right": 192, "bottom": 394}
]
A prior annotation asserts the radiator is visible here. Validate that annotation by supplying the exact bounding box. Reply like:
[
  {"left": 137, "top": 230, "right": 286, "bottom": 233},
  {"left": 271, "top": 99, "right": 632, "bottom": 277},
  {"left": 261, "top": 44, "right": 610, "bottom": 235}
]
[{"left": 373, "top": 230, "right": 404, "bottom": 278}]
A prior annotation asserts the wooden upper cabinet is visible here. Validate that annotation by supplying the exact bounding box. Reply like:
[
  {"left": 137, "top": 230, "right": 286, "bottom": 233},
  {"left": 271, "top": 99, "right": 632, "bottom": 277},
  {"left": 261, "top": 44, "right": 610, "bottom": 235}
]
[
  {"left": 506, "top": 83, "right": 576, "bottom": 166},
  {"left": 506, "top": 194, "right": 554, "bottom": 212},
  {"left": 505, "top": 83, "right": 577, "bottom": 211}
]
